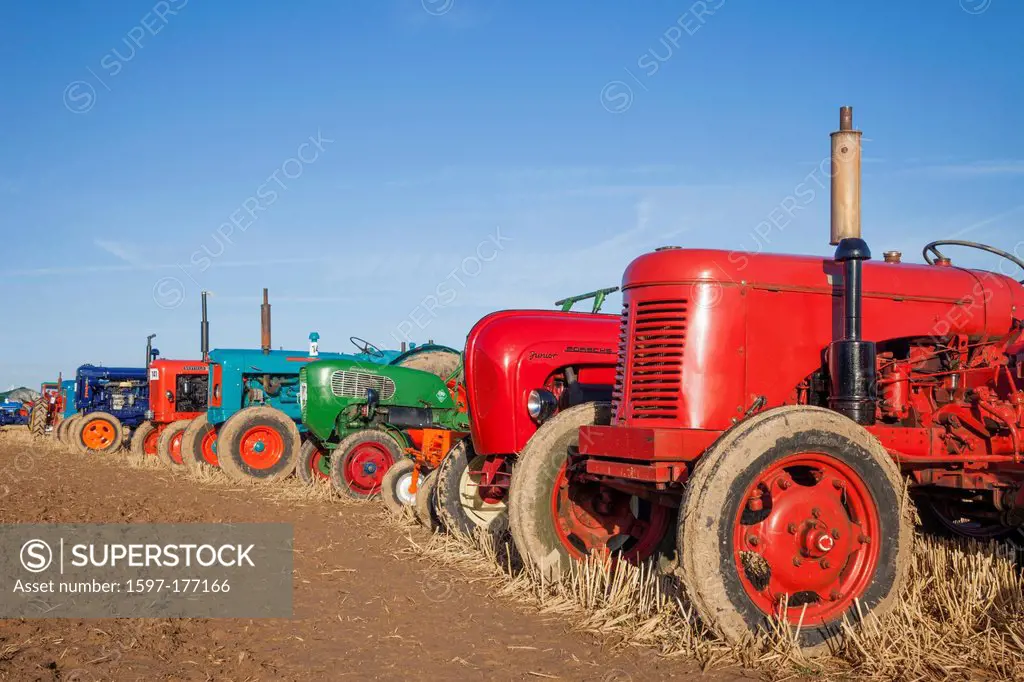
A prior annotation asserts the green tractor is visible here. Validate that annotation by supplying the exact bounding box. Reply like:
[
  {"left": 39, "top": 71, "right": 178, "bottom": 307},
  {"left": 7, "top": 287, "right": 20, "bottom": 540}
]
[{"left": 298, "top": 344, "right": 467, "bottom": 513}]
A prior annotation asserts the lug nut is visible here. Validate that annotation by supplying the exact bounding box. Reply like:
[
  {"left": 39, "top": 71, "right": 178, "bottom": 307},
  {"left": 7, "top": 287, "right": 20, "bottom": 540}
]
[
  {"left": 792, "top": 557, "right": 802, "bottom": 567},
  {"left": 812, "top": 508, "right": 822, "bottom": 519},
  {"left": 859, "top": 534, "right": 871, "bottom": 544},
  {"left": 821, "top": 559, "right": 831, "bottom": 569},
  {"left": 787, "top": 523, "right": 798, "bottom": 534},
  {"left": 779, "top": 479, "right": 792, "bottom": 490},
  {"left": 831, "top": 529, "right": 840, "bottom": 539},
  {"left": 830, "top": 590, "right": 841, "bottom": 601},
  {"left": 747, "top": 535, "right": 759, "bottom": 546}
]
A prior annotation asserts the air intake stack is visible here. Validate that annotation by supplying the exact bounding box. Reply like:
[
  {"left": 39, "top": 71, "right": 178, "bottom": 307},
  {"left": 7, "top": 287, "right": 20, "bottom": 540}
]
[{"left": 828, "top": 107, "right": 877, "bottom": 425}]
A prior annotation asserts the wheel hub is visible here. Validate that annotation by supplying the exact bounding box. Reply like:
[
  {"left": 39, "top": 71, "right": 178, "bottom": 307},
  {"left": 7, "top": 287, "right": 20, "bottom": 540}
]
[{"left": 734, "top": 454, "right": 880, "bottom": 623}]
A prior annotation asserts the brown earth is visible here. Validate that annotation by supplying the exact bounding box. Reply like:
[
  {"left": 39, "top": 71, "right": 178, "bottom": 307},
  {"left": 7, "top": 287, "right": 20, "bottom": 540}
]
[{"left": 0, "top": 429, "right": 747, "bottom": 682}]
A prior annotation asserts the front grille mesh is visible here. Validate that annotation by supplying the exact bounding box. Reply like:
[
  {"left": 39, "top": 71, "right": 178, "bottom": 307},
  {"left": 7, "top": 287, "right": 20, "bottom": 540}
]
[
  {"left": 610, "top": 302, "right": 629, "bottom": 420},
  {"left": 627, "top": 299, "right": 687, "bottom": 420},
  {"left": 330, "top": 370, "right": 396, "bottom": 400}
]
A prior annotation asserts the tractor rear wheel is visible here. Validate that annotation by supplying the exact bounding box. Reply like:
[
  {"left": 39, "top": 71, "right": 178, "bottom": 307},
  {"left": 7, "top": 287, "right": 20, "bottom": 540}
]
[
  {"left": 435, "top": 442, "right": 509, "bottom": 537},
  {"left": 130, "top": 422, "right": 160, "bottom": 459},
  {"left": 676, "top": 406, "right": 912, "bottom": 653},
  {"left": 157, "top": 420, "right": 191, "bottom": 468},
  {"left": 55, "top": 417, "right": 69, "bottom": 444},
  {"left": 381, "top": 458, "right": 417, "bottom": 515},
  {"left": 297, "top": 439, "right": 332, "bottom": 486},
  {"left": 218, "top": 406, "right": 301, "bottom": 482},
  {"left": 181, "top": 413, "right": 220, "bottom": 471},
  {"left": 414, "top": 468, "right": 441, "bottom": 532},
  {"left": 330, "top": 429, "right": 403, "bottom": 500},
  {"left": 73, "top": 412, "right": 124, "bottom": 454},
  {"left": 29, "top": 403, "right": 47, "bottom": 439},
  {"left": 508, "top": 402, "right": 673, "bottom": 581}
]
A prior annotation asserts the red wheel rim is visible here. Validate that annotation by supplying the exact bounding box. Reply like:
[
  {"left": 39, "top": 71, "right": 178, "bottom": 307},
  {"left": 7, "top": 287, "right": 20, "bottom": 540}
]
[
  {"left": 143, "top": 429, "right": 159, "bottom": 456},
  {"left": 732, "top": 452, "right": 881, "bottom": 624},
  {"left": 309, "top": 447, "right": 331, "bottom": 481},
  {"left": 169, "top": 431, "right": 184, "bottom": 465},
  {"left": 201, "top": 428, "right": 219, "bottom": 467},
  {"left": 550, "top": 463, "right": 670, "bottom": 562},
  {"left": 238, "top": 426, "right": 284, "bottom": 470},
  {"left": 81, "top": 419, "right": 117, "bottom": 451},
  {"left": 343, "top": 442, "right": 393, "bottom": 495}
]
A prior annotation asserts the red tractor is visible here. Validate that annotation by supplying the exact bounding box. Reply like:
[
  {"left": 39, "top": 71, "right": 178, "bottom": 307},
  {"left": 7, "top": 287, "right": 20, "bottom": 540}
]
[
  {"left": 132, "top": 292, "right": 213, "bottom": 467},
  {"left": 432, "top": 289, "right": 620, "bottom": 537},
  {"left": 508, "top": 107, "right": 1024, "bottom": 651},
  {"left": 28, "top": 379, "right": 63, "bottom": 439}
]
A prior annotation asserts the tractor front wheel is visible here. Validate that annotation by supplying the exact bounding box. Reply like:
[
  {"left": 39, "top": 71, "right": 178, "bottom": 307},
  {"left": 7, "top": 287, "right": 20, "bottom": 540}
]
[
  {"left": 28, "top": 403, "right": 47, "bottom": 439},
  {"left": 218, "top": 406, "right": 301, "bottom": 482},
  {"left": 508, "top": 402, "right": 674, "bottom": 581},
  {"left": 73, "top": 412, "right": 124, "bottom": 454},
  {"left": 130, "top": 422, "right": 160, "bottom": 459},
  {"left": 297, "top": 439, "right": 332, "bottom": 486},
  {"left": 181, "top": 413, "right": 220, "bottom": 472},
  {"left": 380, "top": 458, "right": 417, "bottom": 515},
  {"left": 435, "top": 442, "right": 509, "bottom": 537},
  {"left": 58, "top": 415, "right": 81, "bottom": 447},
  {"left": 676, "top": 406, "right": 912, "bottom": 653},
  {"left": 414, "top": 468, "right": 441, "bottom": 532},
  {"left": 157, "top": 420, "right": 191, "bottom": 468},
  {"left": 331, "top": 429, "right": 403, "bottom": 500}
]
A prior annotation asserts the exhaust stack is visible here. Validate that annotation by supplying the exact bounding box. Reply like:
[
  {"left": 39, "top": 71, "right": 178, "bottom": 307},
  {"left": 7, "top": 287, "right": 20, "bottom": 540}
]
[
  {"left": 830, "top": 106, "right": 862, "bottom": 245},
  {"left": 146, "top": 334, "right": 157, "bottom": 369},
  {"left": 828, "top": 106, "right": 876, "bottom": 426},
  {"left": 201, "top": 291, "right": 210, "bottom": 362},
  {"left": 260, "top": 288, "right": 271, "bottom": 355}
]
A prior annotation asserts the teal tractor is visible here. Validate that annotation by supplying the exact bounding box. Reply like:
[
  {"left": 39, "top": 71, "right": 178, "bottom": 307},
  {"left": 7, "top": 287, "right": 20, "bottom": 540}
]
[
  {"left": 298, "top": 343, "right": 465, "bottom": 502},
  {"left": 179, "top": 289, "right": 422, "bottom": 482},
  {"left": 53, "top": 380, "right": 77, "bottom": 444}
]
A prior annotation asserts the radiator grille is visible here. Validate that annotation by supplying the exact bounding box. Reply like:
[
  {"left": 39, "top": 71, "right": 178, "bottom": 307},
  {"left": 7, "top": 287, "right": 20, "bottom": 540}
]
[
  {"left": 627, "top": 299, "right": 687, "bottom": 420},
  {"left": 610, "top": 302, "right": 629, "bottom": 420},
  {"left": 330, "top": 370, "right": 396, "bottom": 400}
]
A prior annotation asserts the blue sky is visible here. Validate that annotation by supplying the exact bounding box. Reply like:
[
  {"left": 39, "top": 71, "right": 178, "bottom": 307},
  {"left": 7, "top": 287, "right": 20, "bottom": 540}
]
[{"left": 1, "top": 0, "right": 1022, "bottom": 388}]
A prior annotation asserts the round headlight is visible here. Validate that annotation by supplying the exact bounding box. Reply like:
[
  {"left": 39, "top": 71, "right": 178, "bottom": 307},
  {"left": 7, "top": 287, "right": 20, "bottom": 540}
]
[{"left": 527, "top": 389, "right": 557, "bottom": 423}]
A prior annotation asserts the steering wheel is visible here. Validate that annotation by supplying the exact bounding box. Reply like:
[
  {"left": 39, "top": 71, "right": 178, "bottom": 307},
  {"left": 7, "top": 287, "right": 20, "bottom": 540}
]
[
  {"left": 923, "top": 240, "right": 1024, "bottom": 284},
  {"left": 349, "top": 336, "right": 384, "bottom": 358}
]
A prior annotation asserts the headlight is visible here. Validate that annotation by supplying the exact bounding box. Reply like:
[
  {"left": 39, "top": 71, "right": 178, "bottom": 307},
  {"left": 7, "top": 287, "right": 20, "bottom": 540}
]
[{"left": 527, "top": 389, "right": 557, "bottom": 423}]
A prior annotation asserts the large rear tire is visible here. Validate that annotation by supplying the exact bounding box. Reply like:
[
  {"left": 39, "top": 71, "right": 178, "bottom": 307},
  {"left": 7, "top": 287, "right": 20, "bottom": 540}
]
[
  {"left": 330, "top": 429, "right": 403, "bottom": 500},
  {"left": 217, "top": 406, "right": 301, "bottom": 482},
  {"left": 508, "top": 402, "right": 673, "bottom": 581},
  {"left": 130, "top": 421, "right": 160, "bottom": 459},
  {"left": 181, "top": 413, "right": 220, "bottom": 472},
  {"left": 29, "top": 403, "right": 47, "bottom": 439},
  {"left": 157, "top": 420, "right": 191, "bottom": 468},
  {"left": 73, "top": 412, "right": 124, "bottom": 454},
  {"left": 677, "top": 406, "right": 912, "bottom": 652},
  {"left": 435, "top": 442, "right": 509, "bottom": 537},
  {"left": 58, "top": 415, "right": 81, "bottom": 447},
  {"left": 55, "top": 417, "right": 69, "bottom": 444},
  {"left": 296, "top": 439, "right": 332, "bottom": 486}
]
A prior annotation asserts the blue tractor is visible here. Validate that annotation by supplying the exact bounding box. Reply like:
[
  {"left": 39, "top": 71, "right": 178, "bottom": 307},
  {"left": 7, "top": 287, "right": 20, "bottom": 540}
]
[
  {"left": 178, "top": 288, "right": 419, "bottom": 482},
  {"left": 53, "top": 379, "right": 78, "bottom": 445},
  {"left": 0, "top": 400, "right": 28, "bottom": 427},
  {"left": 66, "top": 338, "right": 160, "bottom": 454}
]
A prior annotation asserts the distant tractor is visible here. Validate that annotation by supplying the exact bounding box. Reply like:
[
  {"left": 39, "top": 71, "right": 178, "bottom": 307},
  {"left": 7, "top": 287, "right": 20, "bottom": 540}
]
[
  {"left": 431, "top": 289, "right": 620, "bottom": 536},
  {"left": 0, "top": 400, "right": 28, "bottom": 427},
  {"left": 54, "top": 380, "right": 78, "bottom": 444},
  {"left": 67, "top": 337, "right": 160, "bottom": 454},
  {"left": 136, "top": 292, "right": 212, "bottom": 467},
  {"left": 28, "top": 380, "right": 63, "bottom": 439},
  {"left": 298, "top": 344, "right": 464, "bottom": 511},
  {"left": 188, "top": 289, "right": 405, "bottom": 482},
  {"left": 506, "top": 107, "right": 1024, "bottom": 650}
]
